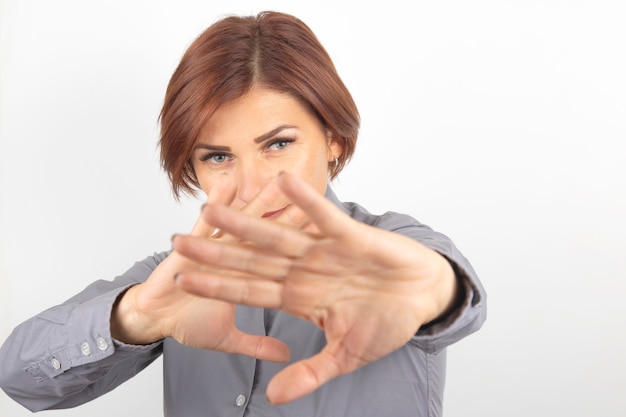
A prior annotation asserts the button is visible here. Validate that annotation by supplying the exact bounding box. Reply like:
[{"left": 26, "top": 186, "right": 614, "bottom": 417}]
[
  {"left": 235, "top": 394, "right": 246, "bottom": 407},
  {"left": 81, "top": 342, "right": 91, "bottom": 356},
  {"left": 97, "top": 337, "right": 108, "bottom": 351},
  {"left": 51, "top": 357, "right": 61, "bottom": 369}
]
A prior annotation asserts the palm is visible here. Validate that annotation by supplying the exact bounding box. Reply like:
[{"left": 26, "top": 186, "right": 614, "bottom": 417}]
[
  {"left": 173, "top": 298, "right": 239, "bottom": 350},
  {"left": 172, "top": 172, "right": 455, "bottom": 404},
  {"left": 131, "top": 253, "right": 241, "bottom": 352},
  {"left": 279, "top": 232, "right": 422, "bottom": 362}
]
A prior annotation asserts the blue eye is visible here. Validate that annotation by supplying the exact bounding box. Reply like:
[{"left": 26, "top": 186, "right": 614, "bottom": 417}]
[
  {"left": 267, "top": 138, "right": 294, "bottom": 150},
  {"left": 200, "top": 153, "right": 229, "bottom": 164}
]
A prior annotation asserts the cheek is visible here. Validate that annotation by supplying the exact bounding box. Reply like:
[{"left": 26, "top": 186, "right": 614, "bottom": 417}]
[{"left": 299, "top": 151, "right": 330, "bottom": 193}]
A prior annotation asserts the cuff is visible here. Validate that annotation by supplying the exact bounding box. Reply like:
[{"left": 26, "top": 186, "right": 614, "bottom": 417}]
[{"left": 410, "top": 258, "right": 486, "bottom": 354}]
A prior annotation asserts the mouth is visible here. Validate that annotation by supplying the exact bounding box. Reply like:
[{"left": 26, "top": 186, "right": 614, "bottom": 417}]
[{"left": 262, "top": 205, "right": 290, "bottom": 219}]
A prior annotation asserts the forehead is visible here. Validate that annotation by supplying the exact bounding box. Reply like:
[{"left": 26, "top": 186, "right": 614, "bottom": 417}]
[{"left": 198, "top": 88, "right": 322, "bottom": 143}]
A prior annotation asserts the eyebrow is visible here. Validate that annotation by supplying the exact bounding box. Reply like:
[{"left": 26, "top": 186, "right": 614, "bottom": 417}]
[
  {"left": 253, "top": 125, "right": 296, "bottom": 144},
  {"left": 194, "top": 125, "right": 297, "bottom": 152},
  {"left": 193, "top": 144, "right": 231, "bottom": 152}
]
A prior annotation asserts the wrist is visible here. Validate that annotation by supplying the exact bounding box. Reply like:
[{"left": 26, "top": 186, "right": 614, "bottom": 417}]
[
  {"left": 423, "top": 254, "right": 461, "bottom": 325},
  {"left": 110, "top": 284, "right": 164, "bottom": 345},
  {"left": 422, "top": 255, "right": 465, "bottom": 328}
]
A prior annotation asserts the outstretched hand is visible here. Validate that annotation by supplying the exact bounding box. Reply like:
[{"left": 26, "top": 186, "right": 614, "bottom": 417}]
[
  {"left": 110, "top": 174, "right": 295, "bottom": 363},
  {"left": 172, "top": 172, "right": 457, "bottom": 404}
]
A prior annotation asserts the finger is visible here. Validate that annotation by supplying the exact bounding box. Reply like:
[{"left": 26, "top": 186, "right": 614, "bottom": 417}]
[
  {"left": 274, "top": 203, "right": 316, "bottom": 232},
  {"left": 221, "top": 330, "right": 290, "bottom": 363},
  {"left": 238, "top": 176, "right": 314, "bottom": 231},
  {"left": 190, "top": 173, "right": 236, "bottom": 237},
  {"left": 172, "top": 234, "right": 291, "bottom": 278},
  {"left": 201, "top": 203, "right": 314, "bottom": 258},
  {"left": 277, "top": 172, "right": 354, "bottom": 238},
  {"left": 174, "top": 270, "right": 285, "bottom": 309},
  {"left": 265, "top": 348, "right": 344, "bottom": 404},
  {"left": 206, "top": 172, "right": 237, "bottom": 205},
  {"left": 239, "top": 176, "right": 285, "bottom": 218}
]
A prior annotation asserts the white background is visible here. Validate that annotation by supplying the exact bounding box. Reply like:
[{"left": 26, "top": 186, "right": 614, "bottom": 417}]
[{"left": 1, "top": 0, "right": 625, "bottom": 416}]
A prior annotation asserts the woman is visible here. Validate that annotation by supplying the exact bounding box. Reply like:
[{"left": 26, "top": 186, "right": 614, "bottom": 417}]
[{"left": 0, "top": 11, "right": 486, "bottom": 417}]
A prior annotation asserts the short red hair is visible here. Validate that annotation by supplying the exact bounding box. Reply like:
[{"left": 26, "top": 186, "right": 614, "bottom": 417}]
[{"left": 159, "top": 11, "right": 360, "bottom": 198}]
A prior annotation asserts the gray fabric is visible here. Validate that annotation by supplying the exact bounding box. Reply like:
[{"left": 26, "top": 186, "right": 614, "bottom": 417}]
[{"left": 0, "top": 187, "right": 486, "bottom": 416}]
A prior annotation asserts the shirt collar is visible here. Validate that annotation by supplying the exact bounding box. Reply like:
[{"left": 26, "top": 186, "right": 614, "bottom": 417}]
[{"left": 324, "top": 185, "right": 351, "bottom": 215}]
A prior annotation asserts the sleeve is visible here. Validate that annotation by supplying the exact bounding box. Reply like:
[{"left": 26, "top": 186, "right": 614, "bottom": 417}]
[
  {"left": 375, "top": 212, "right": 487, "bottom": 354},
  {"left": 0, "top": 251, "right": 170, "bottom": 412}
]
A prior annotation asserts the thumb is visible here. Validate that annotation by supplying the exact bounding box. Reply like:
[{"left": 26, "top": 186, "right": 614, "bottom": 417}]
[
  {"left": 221, "top": 330, "right": 291, "bottom": 363},
  {"left": 265, "top": 348, "right": 343, "bottom": 404}
]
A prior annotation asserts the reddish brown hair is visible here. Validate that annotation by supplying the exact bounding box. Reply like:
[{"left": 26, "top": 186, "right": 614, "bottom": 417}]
[{"left": 159, "top": 11, "right": 360, "bottom": 198}]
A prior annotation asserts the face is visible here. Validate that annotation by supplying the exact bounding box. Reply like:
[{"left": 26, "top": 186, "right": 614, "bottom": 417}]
[{"left": 192, "top": 87, "right": 342, "bottom": 216}]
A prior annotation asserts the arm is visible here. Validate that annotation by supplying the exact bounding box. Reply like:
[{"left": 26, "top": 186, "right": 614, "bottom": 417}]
[
  {"left": 0, "top": 254, "right": 166, "bottom": 412},
  {"left": 0, "top": 175, "right": 293, "bottom": 411}
]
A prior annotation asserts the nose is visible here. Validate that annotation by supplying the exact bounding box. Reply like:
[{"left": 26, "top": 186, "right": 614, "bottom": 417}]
[{"left": 233, "top": 158, "right": 275, "bottom": 205}]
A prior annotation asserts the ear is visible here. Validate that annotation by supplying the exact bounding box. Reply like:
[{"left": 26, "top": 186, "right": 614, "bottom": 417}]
[{"left": 326, "top": 129, "right": 343, "bottom": 161}]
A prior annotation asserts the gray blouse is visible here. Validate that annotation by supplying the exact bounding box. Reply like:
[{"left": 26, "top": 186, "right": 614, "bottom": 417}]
[{"left": 0, "top": 187, "right": 486, "bottom": 416}]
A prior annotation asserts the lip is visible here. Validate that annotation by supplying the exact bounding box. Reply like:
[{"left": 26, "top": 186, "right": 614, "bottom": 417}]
[{"left": 262, "top": 205, "right": 290, "bottom": 219}]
